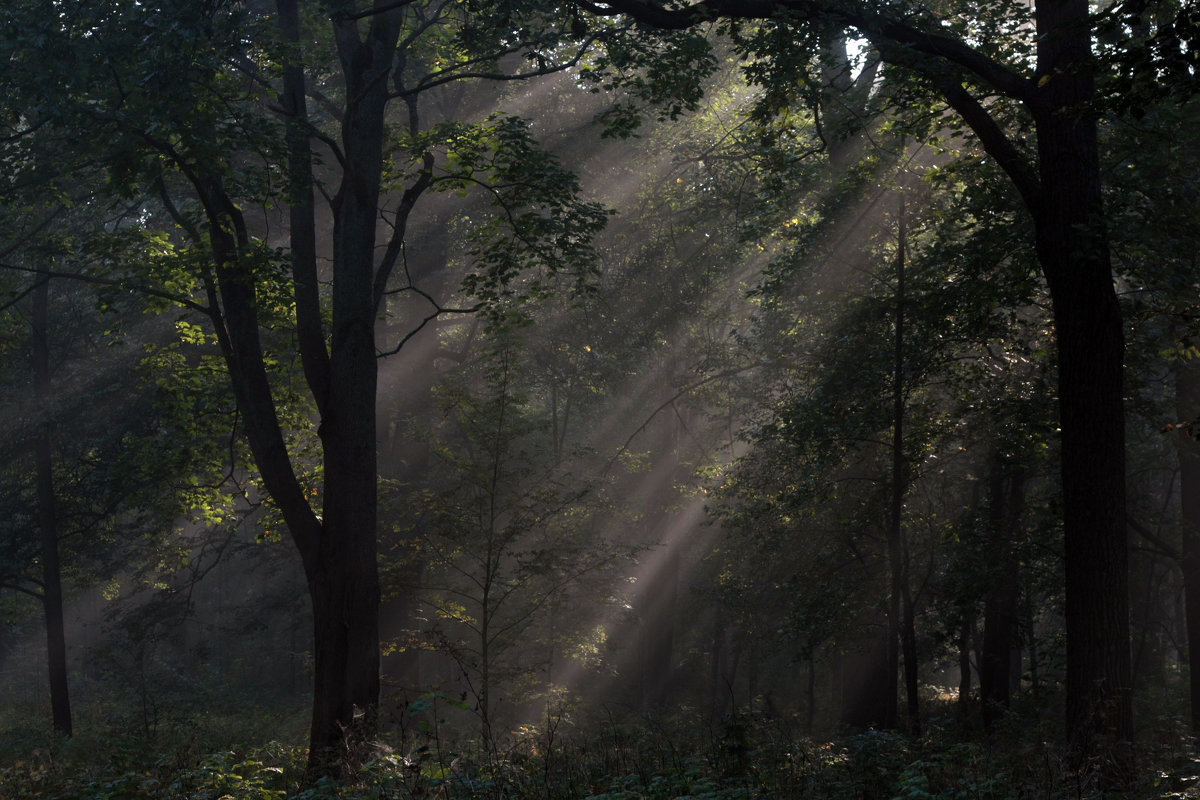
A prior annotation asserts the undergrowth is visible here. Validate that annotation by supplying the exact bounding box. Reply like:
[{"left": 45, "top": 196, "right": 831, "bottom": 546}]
[{"left": 2, "top": 700, "right": 1198, "bottom": 798}]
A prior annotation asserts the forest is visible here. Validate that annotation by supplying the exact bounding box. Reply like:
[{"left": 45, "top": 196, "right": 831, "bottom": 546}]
[{"left": 2, "top": 0, "right": 1199, "bottom": 797}]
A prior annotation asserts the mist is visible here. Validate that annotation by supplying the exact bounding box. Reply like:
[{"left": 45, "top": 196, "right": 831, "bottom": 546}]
[{"left": 1, "top": 2, "right": 1198, "bottom": 797}]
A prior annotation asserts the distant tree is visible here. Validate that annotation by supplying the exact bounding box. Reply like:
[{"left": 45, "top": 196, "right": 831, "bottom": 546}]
[
  {"left": 0, "top": 201, "right": 266, "bottom": 738},
  {"left": 404, "top": 328, "right": 631, "bottom": 746}
]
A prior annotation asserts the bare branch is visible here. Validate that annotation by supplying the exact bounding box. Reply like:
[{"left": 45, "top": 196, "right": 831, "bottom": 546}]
[{"left": 377, "top": 283, "right": 482, "bottom": 359}]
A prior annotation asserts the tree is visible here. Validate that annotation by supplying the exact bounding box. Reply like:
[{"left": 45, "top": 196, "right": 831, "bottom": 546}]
[
  {"left": 0, "top": 197, "right": 282, "bottom": 741},
  {"left": 578, "top": 0, "right": 1178, "bottom": 767},
  {"left": 1, "top": 0, "right": 610, "bottom": 773},
  {"left": 403, "top": 329, "right": 629, "bottom": 746},
  {"left": 28, "top": 276, "right": 71, "bottom": 737}
]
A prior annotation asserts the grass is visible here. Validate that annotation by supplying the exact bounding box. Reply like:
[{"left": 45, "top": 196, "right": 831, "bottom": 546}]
[{"left": 1, "top": 690, "right": 1198, "bottom": 799}]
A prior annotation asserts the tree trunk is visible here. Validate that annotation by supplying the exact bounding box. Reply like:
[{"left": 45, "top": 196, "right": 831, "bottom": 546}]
[
  {"left": 305, "top": 515, "right": 381, "bottom": 770},
  {"left": 957, "top": 611, "right": 973, "bottom": 728},
  {"left": 297, "top": 8, "right": 401, "bottom": 771},
  {"left": 32, "top": 277, "right": 72, "bottom": 738},
  {"left": 805, "top": 653, "right": 816, "bottom": 732},
  {"left": 1034, "top": 0, "right": 1132, "bottom": 762},
  {"left": 1175, "top": 355, "right": 1200, "bottom": 731},
  {"left": 980, "top": 463, "right": 1024, "bottom": 729},
  {"left": 888, "top": 183, "right": 919, "bottom": 733}
]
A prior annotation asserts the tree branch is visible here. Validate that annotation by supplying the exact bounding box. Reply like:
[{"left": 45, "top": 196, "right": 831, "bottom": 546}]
[
  {"left": 373, "top": 150, "right": 435, "bottom": 313},
  {"left": 0, "top": 262, "right": 213, "bottom": 316},
  {"left": 585, "top": 0, "right": 1036, "bottom": 102}
]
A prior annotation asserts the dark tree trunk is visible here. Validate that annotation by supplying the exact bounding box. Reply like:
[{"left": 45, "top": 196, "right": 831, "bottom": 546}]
[
  {"left": 980, "top": 463, "right": 1025, "bottom": 729},
  {"left": 1033, "top": 0, "right": 1132, "bottom": 761},
  {"left": 805, "top": 653, "right": 817, "bottom": 732},
  {"left": 840, "top": 626, "right": 893, "bottom": 729},
  {"left": 32, "top": 277, "right": 72, "bottom": 738},
  {"left": 1175, "top": 356, "right": 1200, "bottom": 731},
  {"left": 900, "top": 582, "right": 919, "bottom": 733},
  {"left": 1025, "top": 585, "right": 1040, "bottom": 697},
  {"left": 298, "top": 8, "right": 401, "bottom": 771},
  {"left": 888, "top": 185, "right": 919, "bottom": 733},
  {"left": 234, "top": 1, "right": 406, "bottom": 774},
  {"left": 305, "top": 522, "right": 381, "bottom": 768}
]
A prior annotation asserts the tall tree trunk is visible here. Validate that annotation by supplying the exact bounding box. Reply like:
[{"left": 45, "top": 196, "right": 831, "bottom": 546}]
[
  {"left": 244, "top": 2, "right": 405, "bottom": 773},
  {"left": 1033, "top": 0, "right": 1132, "bottom": 761},
  {"left": 805, "top": 654, "right": 816, "bottom": 732},
  {"left": 1175, "top": 355, "right": 1200, "bottom": 731},
  {"left": 32, "top": 277, "right": 71, "bottom": 737},
  {"left": 888, "top": 183, "right": 919, "bottom": 733},
  {"left": 298, "top": 8, "right": 403, "bottom": 770}
]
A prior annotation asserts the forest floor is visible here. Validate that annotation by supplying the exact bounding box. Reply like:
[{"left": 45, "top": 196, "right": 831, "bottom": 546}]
[{"left": 1, "top": 691, "right": 1198, "bottom": 799}]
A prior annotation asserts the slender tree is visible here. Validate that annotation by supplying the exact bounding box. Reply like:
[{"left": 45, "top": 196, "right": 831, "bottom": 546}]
[{"left": 30, "top": 276, "right": 71, "bottom": 737}]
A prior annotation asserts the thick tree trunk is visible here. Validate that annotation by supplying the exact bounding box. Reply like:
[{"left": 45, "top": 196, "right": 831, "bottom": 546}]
[
  {"left": 306, "top": 534, "right": 380, "bottom": 768},
  {"left": 32, "top": 277, "right": 72, "bottom": 738},
  {"left": 1034, "top": 0, "right": 1132, "bottom": 761},
  {"left": 297, "top": 9, "right": 400, "bottom": 772}
]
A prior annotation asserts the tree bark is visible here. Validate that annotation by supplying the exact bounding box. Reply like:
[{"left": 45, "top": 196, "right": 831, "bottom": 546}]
[
  {"left": 297, "top": 6, "right": 403, "bottom": 771},
  {"left": 32, "top": 277, "right": 72, "bottom": 738},
  {"left": 1032, "top": 0, "right": 1132, "bottom": 761}
]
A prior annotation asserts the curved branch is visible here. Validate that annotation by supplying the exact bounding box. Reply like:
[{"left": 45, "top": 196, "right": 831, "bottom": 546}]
[
  {"left": 377, "top": 284, "right": 482, "bottom": 358},
  {"left": 396, "top": 37, "right": 603, "bottom": 98},
  {"left": 931, "top": 77, "right": 1040, "bottom": 209},
  {"left": 585, "top": 0, "right": 1036, "bottom": 102},
  {"left": 602, "top": 364, "right": 762, "bottom": 475},
  {"left": 0, "top": 575, "right": 45, "bottom": 601},
  {"left": 373, "top": 150, "right": 435, "bottom": 312}
]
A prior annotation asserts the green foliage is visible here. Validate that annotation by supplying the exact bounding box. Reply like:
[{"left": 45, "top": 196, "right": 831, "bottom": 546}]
[
  {"left": 422, "top": 114, "right": 611, "bottom": 314},
  {"left": 580, "top": 26, "right": 718, "bottom": 138},
  {"left": 0, "top": 689, "right": 1198, "bottom": 799}
]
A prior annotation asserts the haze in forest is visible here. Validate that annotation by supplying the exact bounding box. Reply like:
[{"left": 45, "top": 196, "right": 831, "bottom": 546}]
[{"left": 2, "top": 1, "right": 1199, "bottom": 798}]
